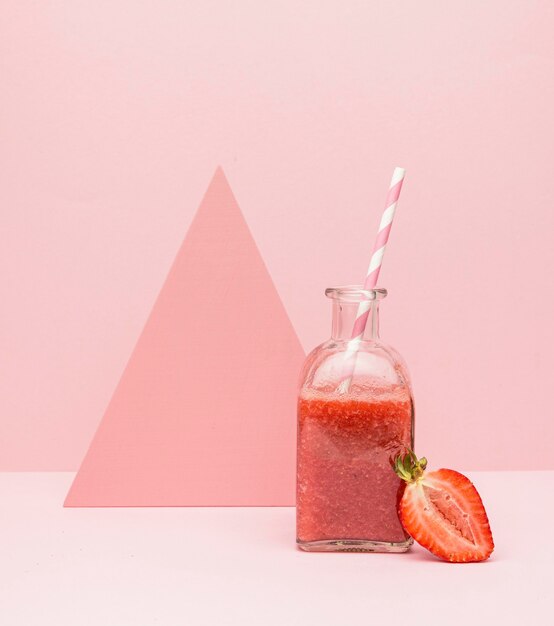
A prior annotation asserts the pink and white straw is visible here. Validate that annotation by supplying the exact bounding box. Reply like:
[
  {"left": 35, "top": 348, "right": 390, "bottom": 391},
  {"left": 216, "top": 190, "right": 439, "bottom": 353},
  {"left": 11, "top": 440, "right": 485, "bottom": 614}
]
[{"left": 338, "top": 167, "right": 406, "bottom": 393}]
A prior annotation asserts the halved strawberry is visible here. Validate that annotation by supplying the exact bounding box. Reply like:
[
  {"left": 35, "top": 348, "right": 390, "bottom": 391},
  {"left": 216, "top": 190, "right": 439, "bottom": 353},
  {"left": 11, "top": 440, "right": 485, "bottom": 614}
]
[{"left": 393, "top": 451, "right": 494, "bottom": 563}]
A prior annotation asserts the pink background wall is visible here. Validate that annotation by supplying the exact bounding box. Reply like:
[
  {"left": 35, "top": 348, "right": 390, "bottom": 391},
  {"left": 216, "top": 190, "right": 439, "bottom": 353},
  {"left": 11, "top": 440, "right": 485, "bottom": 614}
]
[{"left": 1, "top": 1, "right": 553, "bottom": 471}]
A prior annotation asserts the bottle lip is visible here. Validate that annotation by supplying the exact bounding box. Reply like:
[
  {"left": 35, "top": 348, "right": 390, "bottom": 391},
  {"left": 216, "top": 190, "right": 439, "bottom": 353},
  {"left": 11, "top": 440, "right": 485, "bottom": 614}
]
[{"left": 325, "top": 284, "right": 388, "bottom": 302}]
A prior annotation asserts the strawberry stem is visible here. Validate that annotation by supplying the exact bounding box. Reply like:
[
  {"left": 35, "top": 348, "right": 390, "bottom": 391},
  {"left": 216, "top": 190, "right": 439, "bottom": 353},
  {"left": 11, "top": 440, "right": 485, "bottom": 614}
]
[{"left": 392, "top": 449, "right": 428, "bottom": 483}]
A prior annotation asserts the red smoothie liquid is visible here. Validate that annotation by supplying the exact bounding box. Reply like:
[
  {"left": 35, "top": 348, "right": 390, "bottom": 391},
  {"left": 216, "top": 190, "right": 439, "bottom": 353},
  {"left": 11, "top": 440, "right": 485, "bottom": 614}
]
[{"left": 297, "top": 385, "right": 413, "bottom": 544}]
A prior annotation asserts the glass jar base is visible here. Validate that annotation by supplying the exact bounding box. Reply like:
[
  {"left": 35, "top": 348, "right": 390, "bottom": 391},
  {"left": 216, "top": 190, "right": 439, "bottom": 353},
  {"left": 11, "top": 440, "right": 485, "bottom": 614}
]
[{"left": 297, "top": 537, "right": 413, "bottom": 553}]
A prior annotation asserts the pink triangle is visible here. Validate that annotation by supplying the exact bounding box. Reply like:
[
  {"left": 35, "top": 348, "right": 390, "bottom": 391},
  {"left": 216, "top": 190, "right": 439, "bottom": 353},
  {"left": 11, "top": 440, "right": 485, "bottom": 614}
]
[{"left": 65, "top": 168, "right": 304, "bottom": 506}]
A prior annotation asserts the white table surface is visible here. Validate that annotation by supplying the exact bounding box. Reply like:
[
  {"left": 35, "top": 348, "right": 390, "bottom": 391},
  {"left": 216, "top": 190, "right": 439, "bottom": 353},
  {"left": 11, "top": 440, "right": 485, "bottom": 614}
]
[{"left": 1, "top": 472, "right": 551, "bottom": 625}]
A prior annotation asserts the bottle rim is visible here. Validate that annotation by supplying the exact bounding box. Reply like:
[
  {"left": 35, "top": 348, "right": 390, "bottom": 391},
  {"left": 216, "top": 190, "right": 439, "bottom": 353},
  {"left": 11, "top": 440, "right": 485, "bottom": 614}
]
[{"left": 325, "top": 285, "right": 387, "bottom": 302}]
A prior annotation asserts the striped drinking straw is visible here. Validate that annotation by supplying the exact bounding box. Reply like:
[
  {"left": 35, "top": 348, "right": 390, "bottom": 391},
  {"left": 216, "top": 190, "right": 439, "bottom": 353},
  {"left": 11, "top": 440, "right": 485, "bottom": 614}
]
[{"left": 337, "top": 167, "right": 406, "bottom": 393}]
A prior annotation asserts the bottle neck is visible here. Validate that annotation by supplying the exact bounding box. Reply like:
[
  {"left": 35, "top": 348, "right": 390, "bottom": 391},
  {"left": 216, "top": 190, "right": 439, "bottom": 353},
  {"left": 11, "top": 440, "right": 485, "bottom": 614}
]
[{"left": 331, "top": 299, "right": 380, "bottom": 342}]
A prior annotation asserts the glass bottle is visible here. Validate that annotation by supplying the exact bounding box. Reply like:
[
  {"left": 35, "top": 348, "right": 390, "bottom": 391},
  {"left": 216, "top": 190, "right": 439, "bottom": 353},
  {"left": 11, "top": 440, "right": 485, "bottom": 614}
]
[{"left": 296, "top": 286, "right": 414, "bottom": 552}]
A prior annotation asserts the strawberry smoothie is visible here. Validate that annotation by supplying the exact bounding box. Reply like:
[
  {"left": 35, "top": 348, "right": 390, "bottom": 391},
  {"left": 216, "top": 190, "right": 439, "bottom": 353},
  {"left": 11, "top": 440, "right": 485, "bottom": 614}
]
[{"left": 297, "top": 385, "right": 413, "bottom": 547}]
